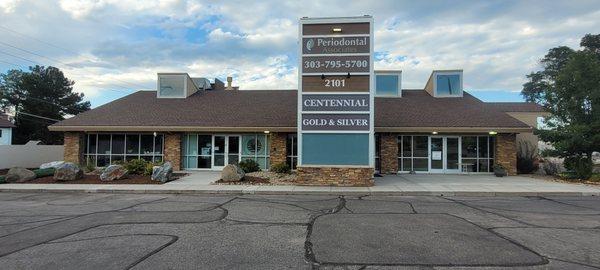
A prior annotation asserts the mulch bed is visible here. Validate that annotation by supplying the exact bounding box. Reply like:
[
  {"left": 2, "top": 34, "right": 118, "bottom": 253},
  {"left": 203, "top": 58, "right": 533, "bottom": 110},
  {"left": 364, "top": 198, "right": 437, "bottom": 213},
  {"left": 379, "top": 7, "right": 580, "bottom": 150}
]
[
  {"left": 8, "top": 173, "right": 187, "bottom": 185},
  {"left": 214, "top": 176, "right": 271, "bottom": 185}
]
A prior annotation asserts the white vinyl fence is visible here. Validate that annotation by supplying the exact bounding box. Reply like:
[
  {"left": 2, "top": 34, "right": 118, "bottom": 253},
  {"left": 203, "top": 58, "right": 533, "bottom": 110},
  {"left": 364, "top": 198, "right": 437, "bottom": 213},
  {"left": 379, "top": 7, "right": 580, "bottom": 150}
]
[{"left": 0, "top": 144, "right": 64, "bottom": 169}]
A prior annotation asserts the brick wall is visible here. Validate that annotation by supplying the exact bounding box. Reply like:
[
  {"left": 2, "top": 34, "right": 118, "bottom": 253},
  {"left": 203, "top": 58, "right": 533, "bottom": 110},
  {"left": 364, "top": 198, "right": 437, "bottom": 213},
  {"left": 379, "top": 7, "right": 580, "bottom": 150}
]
[
  {"left": 496, "top": 133, "right": 517, "bottom": 175},
  {"left": 296, "top": 166, "right": 374, "bottom": 186},
  {"left": 379, "top": 133, "right": 398, "bottom": 174},
  {"left": 64, "top": 132, "right": 84, "bottom": 164},
  {"left": 269, "top": 132, "right": 287, "bottom": 168},
  {"left": 164, "top": 133, "right": 182, "bottom": 170}
]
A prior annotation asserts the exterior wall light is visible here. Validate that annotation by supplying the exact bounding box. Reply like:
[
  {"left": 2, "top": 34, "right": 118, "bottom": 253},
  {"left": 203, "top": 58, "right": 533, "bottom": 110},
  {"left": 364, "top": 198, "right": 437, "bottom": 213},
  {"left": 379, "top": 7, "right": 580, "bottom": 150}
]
[
  {"left": 264, "top": 131, "right": 270, "bottom": 134},
  {"left": 432, "top": 131, "right": 438, "bottom": 135},
  {"left": 332, "top": 27, "right": 342, "bottom": 32},
  {"left": 153, "top": 132, "right": 157, "bottom": 137},
  {"left": 489, "top": 131, "right": 498, "bottom": 135}
]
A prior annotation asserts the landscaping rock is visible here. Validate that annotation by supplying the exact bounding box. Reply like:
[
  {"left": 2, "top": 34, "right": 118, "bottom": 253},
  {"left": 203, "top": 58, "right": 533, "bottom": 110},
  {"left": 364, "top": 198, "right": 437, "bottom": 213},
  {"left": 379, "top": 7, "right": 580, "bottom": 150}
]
[
  {"left": 151, "top": 162, "right": 173, "bottom": 183},
  {"left": 221, "top": 164, "right": 245, "bottom": 182},
  {"left": 100, "top": 165, "right": 128, "bottom": 181},
  {"left": 5, "top": 167, "right": 36, "bottom": 183},
  {"left": 39, "top": 161, "right": 65, "bottom": 170},
  {"left": 53, "top": 162, "right": 83, "bottom": 181}
]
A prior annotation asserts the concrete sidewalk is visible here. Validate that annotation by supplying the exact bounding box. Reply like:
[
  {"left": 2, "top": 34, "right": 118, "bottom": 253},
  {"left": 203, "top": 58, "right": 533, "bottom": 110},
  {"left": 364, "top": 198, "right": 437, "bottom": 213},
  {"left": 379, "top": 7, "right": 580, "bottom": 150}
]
[{"left": 1, "top": 172, "right": 599, "bottom": 196}]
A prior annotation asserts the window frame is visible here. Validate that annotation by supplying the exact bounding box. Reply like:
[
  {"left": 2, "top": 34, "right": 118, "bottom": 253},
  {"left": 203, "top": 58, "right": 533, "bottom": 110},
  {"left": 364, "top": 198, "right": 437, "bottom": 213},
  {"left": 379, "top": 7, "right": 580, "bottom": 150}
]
[
  {"left": 157, "top": 73, "right": 188, "bottom": 98},
  {"left": 84, "top": 133, "right": 164, "bottom": 167},
  {"left": 374, "top": 70, "right": 402, "bottom": 97},
  {"left": 286, "top": 134, "right": 298, "bottom": 170},
  {"left": 433, "top": 71, "right": 463, "bottom": 97}
]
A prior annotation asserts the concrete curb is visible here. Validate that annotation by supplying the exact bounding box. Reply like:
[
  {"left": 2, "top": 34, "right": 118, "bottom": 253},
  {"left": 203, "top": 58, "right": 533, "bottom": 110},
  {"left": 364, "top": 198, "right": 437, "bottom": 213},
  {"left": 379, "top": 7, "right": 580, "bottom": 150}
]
[{"left": 1, "top": 187, "right": 599, "bottom": 197}]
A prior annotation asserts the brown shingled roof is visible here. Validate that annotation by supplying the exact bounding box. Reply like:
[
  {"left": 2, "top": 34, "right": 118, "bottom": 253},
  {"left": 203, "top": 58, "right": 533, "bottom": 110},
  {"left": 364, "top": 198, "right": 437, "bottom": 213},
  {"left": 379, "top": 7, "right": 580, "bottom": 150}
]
[
  {"left": 0, "top": 113, "right": 15, "bottom": 128},
  {"left": 486, "top": 102, "right": 545, "bottom": 112},
  {"left": 51, "top": 89, "right": 530, "bottom": 130},
  {"left": 375, "top": 90, "right": 530, "bottom": 128}
]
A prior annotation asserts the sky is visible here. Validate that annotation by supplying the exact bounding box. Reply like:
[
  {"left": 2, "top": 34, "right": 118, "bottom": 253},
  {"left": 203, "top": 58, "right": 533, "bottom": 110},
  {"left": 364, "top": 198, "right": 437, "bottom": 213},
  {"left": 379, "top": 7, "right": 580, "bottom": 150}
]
[{"left": 1, "top": 0, "right": 599, "bottom": 107}]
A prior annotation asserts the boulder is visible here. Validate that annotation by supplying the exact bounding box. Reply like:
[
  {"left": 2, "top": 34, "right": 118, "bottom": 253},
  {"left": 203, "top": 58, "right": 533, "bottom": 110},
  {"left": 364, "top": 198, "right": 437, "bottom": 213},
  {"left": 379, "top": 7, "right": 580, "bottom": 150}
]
[
  {"left": 39, "top": 161, "right": 65, "bottom": 170},
  {"left": 151, "top": 162, "right": 173, "bottom": 183},
  {"left": 5, "top": 167, "right": 36, "bottom": 183},
  {"left": 53, "top": 162, "right": 83, "bottom": 181},
  {"left": 100, "top": 165, "right": 128, "bottom": 181},
  {"left": 221, "top": 164, "right": 245, "bottom": 182}
]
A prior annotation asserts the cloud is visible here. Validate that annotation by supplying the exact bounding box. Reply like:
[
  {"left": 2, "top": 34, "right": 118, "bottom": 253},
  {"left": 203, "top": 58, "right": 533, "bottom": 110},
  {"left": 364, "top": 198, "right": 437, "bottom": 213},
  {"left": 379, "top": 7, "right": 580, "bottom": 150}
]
[{"left": 1, "top": 0, "right": 599, "bottom": 107}]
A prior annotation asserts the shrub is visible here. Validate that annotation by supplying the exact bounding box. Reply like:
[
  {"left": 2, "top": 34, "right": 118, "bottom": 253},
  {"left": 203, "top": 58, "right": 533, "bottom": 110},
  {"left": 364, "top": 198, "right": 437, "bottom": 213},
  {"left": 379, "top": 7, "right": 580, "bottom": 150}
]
[
  {"left": 270, "top": 162, "right": 290, "bottom": 174},
  {"left": 32, "top": 168, "right": 55, "bottom": 178},
  {"left": 564, "top": 156, "right": 593, "bottom": 180},
  {"left": 0, "top": 175, "right": 5, "bottom": 183},
  {"left": 239, "top": 159, "right": 260, "bottom": 173},
  {"left": 517, "top": 141, "right": 539, "bottom": 174},
  {"left": 542, "top": 160, "right": 561, "bottom": 176},
  {"left": 83, "top": 161, "right": 96, "bottom": 173},
  {"left": 144, "top": 161, "right": 163, "bottom": 176},
  {"left": 123, "top": 159, "right": 150, "bottom": 175}
]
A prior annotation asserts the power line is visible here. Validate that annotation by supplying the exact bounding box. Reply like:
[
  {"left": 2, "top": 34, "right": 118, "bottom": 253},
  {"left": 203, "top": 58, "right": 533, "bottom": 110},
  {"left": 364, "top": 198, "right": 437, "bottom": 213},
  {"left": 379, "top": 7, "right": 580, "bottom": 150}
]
[
  {"left": 0, "top": 49, "right": 132, "bottom": 94},
  {"left": 16, "top": 111, "right": 60, "bottom": 122},
  {"left": 0, "top": 32, "right": 153, "bottom": 90},
  {"left": 0, "top": 59, "right": 26, "bottom": 68}
]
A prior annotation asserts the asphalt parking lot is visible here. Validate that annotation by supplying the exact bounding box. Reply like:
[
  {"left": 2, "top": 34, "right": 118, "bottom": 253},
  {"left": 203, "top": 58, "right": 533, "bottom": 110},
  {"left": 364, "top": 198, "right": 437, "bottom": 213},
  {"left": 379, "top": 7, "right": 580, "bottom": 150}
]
[{"left": 0, "top": 192, "right": 598, "bottom": 269}]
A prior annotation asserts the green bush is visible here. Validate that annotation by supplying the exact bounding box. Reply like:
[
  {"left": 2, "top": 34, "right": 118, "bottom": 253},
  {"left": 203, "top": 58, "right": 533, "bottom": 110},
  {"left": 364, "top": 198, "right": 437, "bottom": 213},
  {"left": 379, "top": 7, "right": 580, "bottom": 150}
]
[
  {"left": 270, "top": 162, "right": 290, "bottom": 174},
  {"left": 33, "top": 168, "right": 55, "bottom": 178},
  {"left": 239, "top": 159, "right": 260, "bottom": 173},
  {"left": 123, "top": 159, "right": 149, "bottom": 175},
  {"left": 564, "top": 156, "right": 593, "bottom": 180},
  {"left": 517, "top": 142, "right": 539, "bottom": 174},
  {"left": 0, "top": 175, "right": 5, "bottom": 183}
]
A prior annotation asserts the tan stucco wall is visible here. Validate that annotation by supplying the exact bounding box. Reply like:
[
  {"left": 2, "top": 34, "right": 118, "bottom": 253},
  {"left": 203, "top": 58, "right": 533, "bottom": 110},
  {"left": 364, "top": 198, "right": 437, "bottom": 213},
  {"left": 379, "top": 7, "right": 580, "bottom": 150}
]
[{"left": 506, "top": 112, "right": 546, "bottom": 153}]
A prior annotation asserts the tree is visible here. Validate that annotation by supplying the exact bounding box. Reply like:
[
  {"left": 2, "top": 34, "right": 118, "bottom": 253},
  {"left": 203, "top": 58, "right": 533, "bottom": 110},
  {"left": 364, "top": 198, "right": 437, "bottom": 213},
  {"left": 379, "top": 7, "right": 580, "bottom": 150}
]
[
  {"left": 522, "top": 34, "right": 600, "bottom": 179},
  {"left": 0, "top": 65, "right": 90, "bottom": 144}
]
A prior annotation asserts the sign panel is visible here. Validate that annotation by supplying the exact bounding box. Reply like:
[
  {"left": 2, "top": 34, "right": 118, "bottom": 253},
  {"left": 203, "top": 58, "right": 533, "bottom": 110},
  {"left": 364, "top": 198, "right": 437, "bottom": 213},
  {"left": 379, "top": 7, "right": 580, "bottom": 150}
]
[
  {"left": 302, "top": 22, "right": 370, "bottom": 35},
  {"left": 302, "top": 36, "right": 369, "bottom": 54},
  {"left": 302, "top": 55, "right": 370, "bottom": 73},
  {"left": 302, "top": 94, "right": 369, "bottom": 111},
  {"left": 302, "top": 114, "right": 370, "bottom": 131},
  {"left": 299, "top": 16, "right": 373, "bottom": 167},
  {"left": 302, "top": 75, "right": 369, "bottom": 92}
]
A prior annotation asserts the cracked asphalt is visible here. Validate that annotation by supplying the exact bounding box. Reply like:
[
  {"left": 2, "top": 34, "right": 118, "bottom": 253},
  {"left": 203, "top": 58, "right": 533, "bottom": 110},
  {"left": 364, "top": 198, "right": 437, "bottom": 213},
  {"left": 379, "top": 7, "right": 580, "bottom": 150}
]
[{"left": 0, "top": 192, "right": 598, "bottom": 269}]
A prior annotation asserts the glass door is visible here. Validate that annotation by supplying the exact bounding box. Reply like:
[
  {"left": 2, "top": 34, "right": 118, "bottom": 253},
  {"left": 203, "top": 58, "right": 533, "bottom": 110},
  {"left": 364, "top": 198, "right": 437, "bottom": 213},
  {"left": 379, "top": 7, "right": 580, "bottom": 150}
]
[
  {"left": 430, "top": 137, "right": 444, "bottom": 173},
  {"left": 213, "top": 136, "right": 226, "bottom": 169}
]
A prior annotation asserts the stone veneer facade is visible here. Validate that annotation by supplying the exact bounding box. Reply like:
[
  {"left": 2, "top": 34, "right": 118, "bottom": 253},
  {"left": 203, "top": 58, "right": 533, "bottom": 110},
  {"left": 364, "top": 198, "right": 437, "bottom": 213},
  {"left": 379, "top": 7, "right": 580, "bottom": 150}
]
[
  {"left": 495, "top": 133, "right": 517, "bottom": 176},
  {"left": 64, "top": 132, "right": 84, "bottom": 165},
  {"left": 379, "top": 133, "right": 399, "bottom": 174},
  {"left": 164, "top": 133, "right": 182, "bottom": 171},
  {"left": 296, "top": 166, "right": 374, "bottom": 186},
  {"left": 269, "top": 132, "right": 287, "bottom": 167}
]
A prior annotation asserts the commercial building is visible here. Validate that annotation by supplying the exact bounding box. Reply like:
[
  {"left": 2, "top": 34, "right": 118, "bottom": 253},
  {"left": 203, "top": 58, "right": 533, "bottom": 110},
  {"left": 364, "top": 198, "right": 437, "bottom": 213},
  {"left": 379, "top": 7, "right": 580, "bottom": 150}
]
[{"left": 49, "top": 16, "right": 545, "bottom": 186}]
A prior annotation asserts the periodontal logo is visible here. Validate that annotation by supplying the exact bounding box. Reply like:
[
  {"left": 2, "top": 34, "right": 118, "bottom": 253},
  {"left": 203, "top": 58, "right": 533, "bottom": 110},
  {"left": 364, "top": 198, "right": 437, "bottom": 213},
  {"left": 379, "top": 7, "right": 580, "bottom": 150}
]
[{"left": 306, "top": 38, "right": 315, "bottom": 51}]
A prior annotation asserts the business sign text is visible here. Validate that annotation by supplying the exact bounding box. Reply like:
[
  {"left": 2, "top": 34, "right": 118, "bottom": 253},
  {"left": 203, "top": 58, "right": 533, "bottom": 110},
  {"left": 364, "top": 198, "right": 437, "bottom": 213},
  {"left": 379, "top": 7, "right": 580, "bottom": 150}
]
[
  {"left": 302, "top": 94, "right": 369, "bottom": 111},
  {"left": 302, "top": 36, "right": 369, "bottom": 54},
  {"left": 302, "top": 114, "right": 370, "bottom": 131}
]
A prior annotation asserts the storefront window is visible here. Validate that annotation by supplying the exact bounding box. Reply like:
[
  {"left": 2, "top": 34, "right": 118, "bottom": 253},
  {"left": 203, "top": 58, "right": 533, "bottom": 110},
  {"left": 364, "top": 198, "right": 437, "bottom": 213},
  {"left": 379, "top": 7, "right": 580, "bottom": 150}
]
[
  {"left": 241, "top": 134, "right": 269, "bottom": 170},
  {"left": 461, "top": 136, "right": 494, "bottom": 172},
  {"left": 286, "top": 134, "right": 298, "bottom": 170},
  {"left": 85, "top": 133, "right": 164, "bottom": 167},
  {"left": 398, "top": 135, "right": 429, "bottom": 172}
]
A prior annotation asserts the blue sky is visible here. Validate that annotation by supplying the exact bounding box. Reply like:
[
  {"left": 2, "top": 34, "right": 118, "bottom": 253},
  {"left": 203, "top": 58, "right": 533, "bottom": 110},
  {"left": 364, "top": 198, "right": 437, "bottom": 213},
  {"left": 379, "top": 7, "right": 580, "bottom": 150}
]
[{"left": 1, "top": 0, "right": 599, "bottom": 107}]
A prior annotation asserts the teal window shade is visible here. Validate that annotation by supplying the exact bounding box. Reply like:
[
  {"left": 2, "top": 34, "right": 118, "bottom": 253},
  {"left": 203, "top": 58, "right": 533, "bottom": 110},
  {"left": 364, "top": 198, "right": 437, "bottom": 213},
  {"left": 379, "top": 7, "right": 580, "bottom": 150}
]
[
  {"left": 375, "top": 75, "right": 399, "bottom": 96},
  {"left": 435, "top": 74, "right": 461, "bottom": 95},
  {"left": 302, "top": 134, "right": 369, "bottom": 165}
]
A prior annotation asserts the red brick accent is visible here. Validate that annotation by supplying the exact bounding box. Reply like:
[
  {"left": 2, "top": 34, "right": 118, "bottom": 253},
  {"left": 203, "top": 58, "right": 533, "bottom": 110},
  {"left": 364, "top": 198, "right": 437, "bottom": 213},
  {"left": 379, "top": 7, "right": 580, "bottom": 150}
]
[
  {"left": 269, "top": 132, "right": 287, "bottom": 167},
  {"left": 380, "top": 133, "right": 398, "bottom": 174},
  {"left": 164, "top": 133, "right": 181, "bottom": 170},
  {"left": 64, "top": 132, "right": 84, "bottom": 165},
  {"left": 496, "top": 133, "right": 517, "bottom": 175},
  {"left": 296, "top": 166, "right": 374, "bottom": 186}
]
